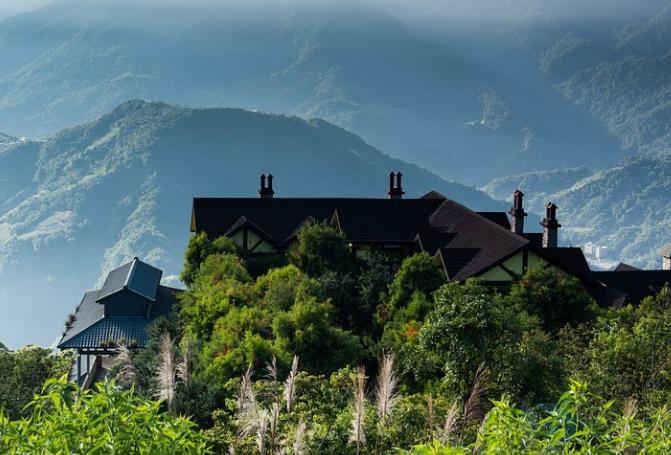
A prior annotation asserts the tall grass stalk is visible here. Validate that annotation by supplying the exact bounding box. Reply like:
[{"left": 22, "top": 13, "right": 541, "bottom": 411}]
[
  {"left": 155, "top": 333, "right": 176, "bottom": 412},
  {"left": 112, "top": 345, "right": 137, "bottom": 388},
  {"left": 349, "top": 366, "right": 367, "bottom": 454},
  {"left": 284, "top": 355, "right": 299, "bottom": 413}
]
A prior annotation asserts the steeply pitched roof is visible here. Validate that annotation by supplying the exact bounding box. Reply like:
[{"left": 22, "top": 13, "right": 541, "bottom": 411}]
[
  {"left": 533, "top": 247, "right": 593, "bottom": 282},
  {"left": 592, "top": 271, "right": 671, "bottom": 305},
  {"left": 436, "top": 247, "right": 480, "bottom": 279},
  {"left": 97, "top": 257, "right": 162, "bottom": 302},
  {"left": 59, "top": 291, "right": 105, "bottom": 347},
  {"left": 58, "top": 285, "right": 180, "bottom": 350},
  {"left": 614, "top": 262, "right": 641, "bottom": 272},
  {"left": 428, "top": 199, "right": 529, "bottom": 281},
  {"left": 477, "top": 212, "right": 511, "bottom": 230},
  {"left": 192, "top": 197, "right": 445, "bottom": 245}
]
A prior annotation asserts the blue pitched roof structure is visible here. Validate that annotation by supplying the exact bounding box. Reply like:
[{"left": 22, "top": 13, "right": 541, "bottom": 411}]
[{"left": 58, "top": 259, "right": 180, "bottom": 351}]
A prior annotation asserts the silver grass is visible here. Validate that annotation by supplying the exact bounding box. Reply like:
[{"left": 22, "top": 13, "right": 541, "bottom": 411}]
[
  {"left": 177, "top": 336, "right": 194, "bottom": 389},
  {"left": 374, "top": 352, "right": 397, "bottom": 422},
  {"left": 463, "top": 363, "right": 490, "bottom": 424},
  {"left": 112, "top": 345, "right": 137, "bottom": 388},
  {"left": 269, "top": 401, "right": 281, "bottom": 452},
  {"left": 155, "top": 333, "right": 176, "bottom": 412},
  {"left": 438, "top": 402, "right": 460, "bottom": 444},
  {"left": 426, "top": 395, "right": 435, "bottom": 441},
  {"left": 293, "top": 421, "right": 307, "bottom": 455},
  {"left": 283, "top": 355, "right": 299, "bottom": 412},
  {"left": 237, "top": 365, "right": 261, "bottom": 438},
  {"left": 349, "top": 366, "right": 367, "bottom": 450},
  {"left": 256, "top": 408, "right": 270, "bottom": 455},
  {"left": 265, "top": 356, "right": 278, "bottom": 383}
]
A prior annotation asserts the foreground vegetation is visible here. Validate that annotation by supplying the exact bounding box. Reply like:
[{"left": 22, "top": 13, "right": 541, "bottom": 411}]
[{"left": 2, "top": 223, "right": 671, "bottom": 453}]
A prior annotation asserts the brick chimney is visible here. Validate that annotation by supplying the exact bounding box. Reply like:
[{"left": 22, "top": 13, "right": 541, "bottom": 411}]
[
  {"left": 540, "top": 202, "right": 561, "bottom": 248},
  {"left": 661, "top": 244, "right": 671, "bottom": 270},
  {"left": 259, "top": 173, "right": 275, "bottom": 199},
  {"left": 388, "top": 172, "right": 405, "bottom": 199},
  {"left": 508, "top": 189, "right": 527, "bottom": 234}
]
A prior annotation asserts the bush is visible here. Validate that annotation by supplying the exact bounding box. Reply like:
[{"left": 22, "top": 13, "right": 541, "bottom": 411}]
[
  {"left": 289, "top": 222, "right": 351, "bottom": 277},
  {"left": 0, "top": 378, "right": 209, "bottom": 454}
]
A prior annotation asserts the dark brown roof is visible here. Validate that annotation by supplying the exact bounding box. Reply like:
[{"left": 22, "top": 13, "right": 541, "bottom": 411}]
[
  {"left": 192, "top": 196, "right": 529, "bottom": 281},
  {"left": 428, "top": 199, "right": 529, "bottom": 281},
  {"left": 477, "top": 212, "right": 511, "bottom": 230},
  {"left": 592, "top": 270, "right": 671, "bottom": 305},
  {"left": 522, "top": 233, "right": 544, "bottom": 248},
  {"left": 533, "top": 247, "right": 593, "bottom": 282},
  {"left": 192, "top": 197, "right": 444, "bottom": 245},
  {"left": 614, "top": 262, "right": 641, "bottom": 272}
]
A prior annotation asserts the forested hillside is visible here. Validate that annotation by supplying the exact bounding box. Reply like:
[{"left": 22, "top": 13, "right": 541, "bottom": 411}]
[
  {"left": 0, "top": 99, "right": 500, "bottom": 348},
  {"left": 4, "top": 223, "right": 671, "bottom": 453}
]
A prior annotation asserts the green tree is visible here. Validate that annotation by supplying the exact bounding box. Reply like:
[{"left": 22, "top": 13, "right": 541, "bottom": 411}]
[
  {"left": 385, "top": 253, "right": 444, "bottom": 322},
  {"left": 570, "top": 285, "right": 671, "bottom": 409},
  {"left": 0, "top": 345, "right": 72, "bottom": 419},
  {"left": 181, "top": 233, "right": 238, "bottom": 286},
  {"left": 506, "top": 268, "right": 596, "bottom": 332},
  {"left": 289, "top": 222, "right": 351, "bottom": 277},
  {"left": 180, "top": 253, "right": 252, "bottom": 341},
  {"left": 273, "top": 296, "right": 363, "bottom": 374}
]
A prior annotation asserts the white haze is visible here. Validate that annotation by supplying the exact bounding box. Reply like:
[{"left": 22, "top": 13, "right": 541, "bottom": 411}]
[{"left": 1, "top": 0, "right": 665, "bottom": 23}]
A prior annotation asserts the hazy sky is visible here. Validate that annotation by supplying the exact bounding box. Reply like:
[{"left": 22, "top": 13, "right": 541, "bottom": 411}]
[
  {"left": 0, "top": 0, "right": 663, "bottom": 22},
  {"left": 0, "top": 0, "right": 49, "bottom": 17}
]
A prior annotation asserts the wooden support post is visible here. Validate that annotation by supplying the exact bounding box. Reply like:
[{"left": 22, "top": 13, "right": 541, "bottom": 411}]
[{"left": 77, "top": 355, "right": 82, "bottom": 384}]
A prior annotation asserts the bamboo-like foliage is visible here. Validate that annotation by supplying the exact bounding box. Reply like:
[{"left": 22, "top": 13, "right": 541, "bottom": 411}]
[
  {"left": 349, "top": 366, "right": 367, "bottom": 452},
  {"left": 374, "top": 352, "right": 397, "bottom": 423},
  {"left": 155, "top": 333, "right": 177, "bottom": 412}
]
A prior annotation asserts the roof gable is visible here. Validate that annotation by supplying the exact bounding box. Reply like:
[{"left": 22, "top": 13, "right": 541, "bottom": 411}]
[
  {"left": 97, "top": 257, "right": 162, "bottom": 302},
  {"left": 191, "top": 197, "right": 444, "bottom": 245},
  {"left": 428, "top": 199, "right": 529, "bottom": 281}
]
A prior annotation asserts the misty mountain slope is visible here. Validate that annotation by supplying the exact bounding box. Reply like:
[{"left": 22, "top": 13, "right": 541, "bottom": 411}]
[
  {"left": 537, "top": 2, "right": 671, "bottom": 155},
  {"left": 483, "top": 157, "right": 671, "bottom": 269},
  {"left": 482, "top": 166, "right": 593, "bottom": 212},
  {"left": 0, "top": 99, "right": 502, "bottom": 348},
  {"left": 0, "top": 0, "right": 624, "bottom": 183}
]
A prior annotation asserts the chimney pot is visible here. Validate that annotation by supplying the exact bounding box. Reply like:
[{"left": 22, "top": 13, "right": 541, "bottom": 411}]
[
  {"left": 509, "top": 189, "right": 527, "bottom": 234},
  {"left": 388, "top": 171, "right": 405, "bottom": 199},
  {"left": 540, "top": 202, "right": 561, "bottom": 248},
  {"left": 259, "top": 173, "right": 275, "bottom": 199}
]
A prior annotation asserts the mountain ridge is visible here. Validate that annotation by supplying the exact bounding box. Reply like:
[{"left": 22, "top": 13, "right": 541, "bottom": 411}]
[{"left": 0, "top": 99, "right": 502, "bottom": 348}]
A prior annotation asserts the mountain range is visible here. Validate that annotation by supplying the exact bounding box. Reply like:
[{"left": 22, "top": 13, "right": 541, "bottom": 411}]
[
  {"left": 0, "top": 0, "right": 629, "bottom": 184},
  {"left": 0, "top": 99, "right": 501, "bottom": 348},
  {"left": 2, "top": 0, "right": 671, "bottom": 346}
]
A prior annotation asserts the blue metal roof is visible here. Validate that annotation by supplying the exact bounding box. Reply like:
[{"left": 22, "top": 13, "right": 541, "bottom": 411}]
[
  {"left": 59, "top": 317, "right": 149, "bottom": 349},
  {"left": 58, "top": 286, "right": 180, "bottom": 350},
  {"left": 96, "top": 257, "right": 162, "bottom": 302},
  {"left": 58, "top": 258, "right": 179, "bottom": 350}
]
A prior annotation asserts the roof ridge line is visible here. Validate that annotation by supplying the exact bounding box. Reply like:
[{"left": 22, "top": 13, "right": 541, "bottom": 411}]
[
  {"left": 433, "top": 198, "right": 529, "bottom": 247},
  {"left": 124, "top": 257, "right": 139, "bottom": 289}
]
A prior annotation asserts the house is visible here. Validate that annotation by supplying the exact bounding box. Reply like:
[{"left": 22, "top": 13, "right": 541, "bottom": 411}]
[
  {"left": 190, "top": 173, "right": 671, "bottom": 308},
  {"left": 58, "top": 257, "right": 180, "bottom": 386}
]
